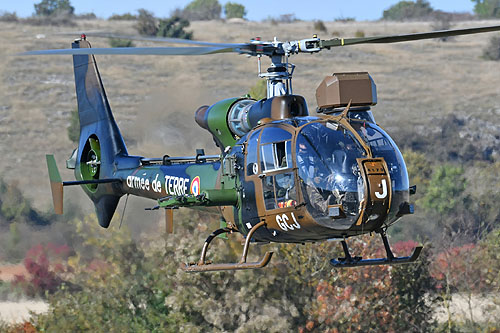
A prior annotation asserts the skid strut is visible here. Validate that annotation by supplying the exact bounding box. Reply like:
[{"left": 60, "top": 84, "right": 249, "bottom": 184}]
[
  {"left": 330, "top": 231, "right": 422, "bottom": 268},
  {"left": 181, "top": 221, "right": 274, "bottom": 272}
]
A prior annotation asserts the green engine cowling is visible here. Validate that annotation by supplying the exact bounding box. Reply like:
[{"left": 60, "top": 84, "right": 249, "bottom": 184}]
[
  {"left": 195, "top": 97, "right": 246, "bottom": 151},
  {"left": 195, "top": 95, "right": 308, "bottom": 152}
]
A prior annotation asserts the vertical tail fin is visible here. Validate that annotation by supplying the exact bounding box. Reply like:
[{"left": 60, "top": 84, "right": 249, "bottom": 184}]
[{"left": 72, "top": 37, "right": 127, "bottom": 228}]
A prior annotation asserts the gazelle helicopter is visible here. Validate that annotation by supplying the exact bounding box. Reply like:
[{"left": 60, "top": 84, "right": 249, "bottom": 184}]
[{"left": 24, "top": 23, "right": 500, "bottom": 272}]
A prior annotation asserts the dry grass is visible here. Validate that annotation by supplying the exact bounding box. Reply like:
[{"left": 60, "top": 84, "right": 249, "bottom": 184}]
[{"left": 1, "top": 19, "right": 500, "bottom": 208}]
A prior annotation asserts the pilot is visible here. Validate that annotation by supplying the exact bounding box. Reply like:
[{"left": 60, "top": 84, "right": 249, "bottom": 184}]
[
  {"left": 297, "top": 143, "right": 321, "bottom": 185},
  {"left": 297, "top": 142, "right": 328, "bottom": 213}
]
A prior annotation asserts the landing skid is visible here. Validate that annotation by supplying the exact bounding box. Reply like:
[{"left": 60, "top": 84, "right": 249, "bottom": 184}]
[
  {"left": 181, "top": 221, "right": 273, "bottom": 272},
  {"left": 330, "top": 231, "right": 423, "bottom": 268}
]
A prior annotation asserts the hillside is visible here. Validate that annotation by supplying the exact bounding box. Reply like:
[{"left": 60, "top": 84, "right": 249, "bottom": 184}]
[{"left": 1, "top": 18, "right": 500, "bottom": 210}]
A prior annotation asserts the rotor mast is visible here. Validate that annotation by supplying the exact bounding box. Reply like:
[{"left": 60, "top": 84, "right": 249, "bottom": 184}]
[{"left": 258, "top": 54, "right": 294, "bottom": 99}]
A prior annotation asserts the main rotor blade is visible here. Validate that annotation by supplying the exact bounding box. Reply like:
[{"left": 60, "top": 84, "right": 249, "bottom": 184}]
[
  {"left": 320, "top": 24, "right": 500, "bottom": 48},
  {"left": 58, "top": 31, "right": 248, "bottom": 48},
  {"left": 21, "top": 46, "right": 237, "bottom": 56}
]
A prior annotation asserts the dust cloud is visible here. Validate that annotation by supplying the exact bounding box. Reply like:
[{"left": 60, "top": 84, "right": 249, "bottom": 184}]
[{"left": 124, "top": 81, "right": 222, "bottom": 158}]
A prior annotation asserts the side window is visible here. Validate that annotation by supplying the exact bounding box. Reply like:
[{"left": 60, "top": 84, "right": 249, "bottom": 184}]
[
  {"left": 261, "top": 143, "right": 275, "bottom": 171},
  {"left": 275, "top": 173, "right": 297, "bottom": 208},
  {"left": 260, "top": 140, "right": 292, "bottom": 172},
  {"left": 262, "top": 173, "right": 297, "bottom": 210},
  {"left": 246, "top": 130, "right": 261, "bottom": 176},
  {"left": 262, "top": 176, "right": 276, "bottom": 210}
]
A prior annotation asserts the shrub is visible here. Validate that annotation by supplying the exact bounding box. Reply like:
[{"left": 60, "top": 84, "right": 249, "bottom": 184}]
[
  {"left": 483, "top": 35, "right": 500, "bottom": 61},
  {"left": 355, "top": 30, "right": 365, "bottom": 37},
  {"left": 248, "top": 80, "right": 267, "bottom": 100},
  {"left": 313, "top": 20, "right": 327, "bottom": 33},
  {"left": 0, "top": 178, "right": 51, "bottom": 226},
  {"left": 277, "top": 13, "right": 297, "bottom": 23},
  {"left": 34, "top": 0, "right": 74, "bottom": 17},
  {"left": 472, "top": 0, "right": 500, "bottom": 18},
  {"left": 420, "top": 164, "right": 467, "bottom": 215},
  {"left": 135, "top": 9, "right": 158, "bottom": 36},
  {"left": 334, "top": 16, "right": 355, "bottom": 22},
  {"left": 108, "top": 12, "right": 137, "bottom": 21},
  {"left": 382, "top": 0, "right": 434, "bottom": 21},
  {"left": 13, "top": 243, "right": 70, "bottom": 298},
  {"left": 0, "top": 11, "right": 18, "bottom": 22},
  {"left": 0, "top": 181, "right": 31, "bottom": 222},
  {"left": 108, "top": 38, "right": 134, "bottom": 48},
  {"left": 431, "top": 13, "right": 453, "bottom": 41},
  {"left": 157, "top": 16, "right": 193, "bottom": 39},
  {"left": 182, "top": 0, "right": 221, "bottom": 21},
  {"left": 75, "top": 12, "right": 97, "bottom": 20},
  {"left": 224, "top": 2, "right": 246, "bottom": 19}
]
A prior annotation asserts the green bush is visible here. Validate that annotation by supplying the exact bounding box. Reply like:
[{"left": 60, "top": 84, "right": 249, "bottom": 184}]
[
  {"left": 313, "top": 20, "right": 327, "bottom": 33},
  {"left": 182, "top": 0, "right": 221, "bottom": 21},
  {"left": 34, "top": 0, "right": 74, "bottom": 16},
  {"left": 382, "top": 0, "right": 434, "bottom": 21},
  {"left": 108, "top": 12, "right": 137, "bottom": 21},
  {"left": 108, "top": 38, "right": 134, "bottom": 48},
  {"left": 420, "top": 164, "right": 467, "bottom": 215},
  {"left": 224, "top": 2, "right": 246, "bottom": 19},
  {"left": 472, "top": 0, "right": 500, "bottom": 18},
  {"left": 157, "top": 16, "right": 193, "bottom": 39},
  {"left": 135, "top": 9, "right": 158, "bottom": 36},
  {"left": 0, "top": 181, "right": 31, "bottom": 222}
]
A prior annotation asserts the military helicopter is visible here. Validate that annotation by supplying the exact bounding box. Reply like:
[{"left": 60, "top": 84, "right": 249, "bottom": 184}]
[{"left": 24, "top": 23, "right": 500, "bottom": 272}]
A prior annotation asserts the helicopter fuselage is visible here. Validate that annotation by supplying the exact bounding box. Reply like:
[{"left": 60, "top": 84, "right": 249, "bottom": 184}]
[{"left": 102, "top": 104, "right": 411, "bottom": 245}]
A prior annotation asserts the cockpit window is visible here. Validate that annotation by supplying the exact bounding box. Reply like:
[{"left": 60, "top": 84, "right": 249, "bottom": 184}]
[
  {"left": 262, "top": 172, "right": 297, "bottom": 210},
  {"left": 259, "top": 127, "right": 293, "bottom": 172},
  {"left": 296, "top": 121, "right": 366, "bottom": 227},
  {"left": 261, "top": 141, "right": 292, "bottom": 172},
  {"left": 260, "top": 127, "right": 292, "bottom": 144},
  {"left": 246, "top": 129, "right": 261, "bottom": 176},
  {"left": 352, "top": 122, "right": 409, "bottom": 191}
]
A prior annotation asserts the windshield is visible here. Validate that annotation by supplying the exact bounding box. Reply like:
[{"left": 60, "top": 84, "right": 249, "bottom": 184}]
[
  {"left": 296, "top": 122, "right": 366, "bottom": 228},
  {"left": 351, "top": 122, "right": 409, "bottom": 191}
]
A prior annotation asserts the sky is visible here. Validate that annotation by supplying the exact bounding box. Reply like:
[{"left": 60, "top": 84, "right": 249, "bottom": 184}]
[{"left": 1, "top": 1, "right": 476, "bottom": 21}]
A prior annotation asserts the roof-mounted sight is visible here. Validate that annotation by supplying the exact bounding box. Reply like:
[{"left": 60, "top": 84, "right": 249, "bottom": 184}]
[{"left": 316, "top": 72, "right": 377, "bottom": 112}]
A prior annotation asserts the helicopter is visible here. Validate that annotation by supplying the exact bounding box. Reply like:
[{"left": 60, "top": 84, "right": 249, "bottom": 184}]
[{"left": 23, "top": 23, "right": 500, "bottom": 272}]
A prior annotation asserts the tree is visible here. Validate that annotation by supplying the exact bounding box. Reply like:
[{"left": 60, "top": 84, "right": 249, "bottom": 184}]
[
  {"left": 382, "top": 0, "right": 434, "bottom": 21},
  {"left": 419, "top": 165, "right": 467, "bottom": 215},
  {"left": 224, "top": 2, "right": 246, "bottom": 19},
  {"left": 471, "top": 0, "right": 500, "bottom": 18},
  {"left": 182, "top": 0, "right": 221, "bottom": 21},
  {"left": 135, "top": 9, "right": 158, "bottom": 36},
  {"left": 34, "top": 0, "right": 74, "bottom": 16},
  {"left": 157, "top": 16, "right": 193, "bottom": 39}
]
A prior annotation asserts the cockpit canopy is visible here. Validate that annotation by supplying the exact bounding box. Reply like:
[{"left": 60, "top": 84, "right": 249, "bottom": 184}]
[{"left": 243, "top": 116, "right": 409, "bottom": 230}]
